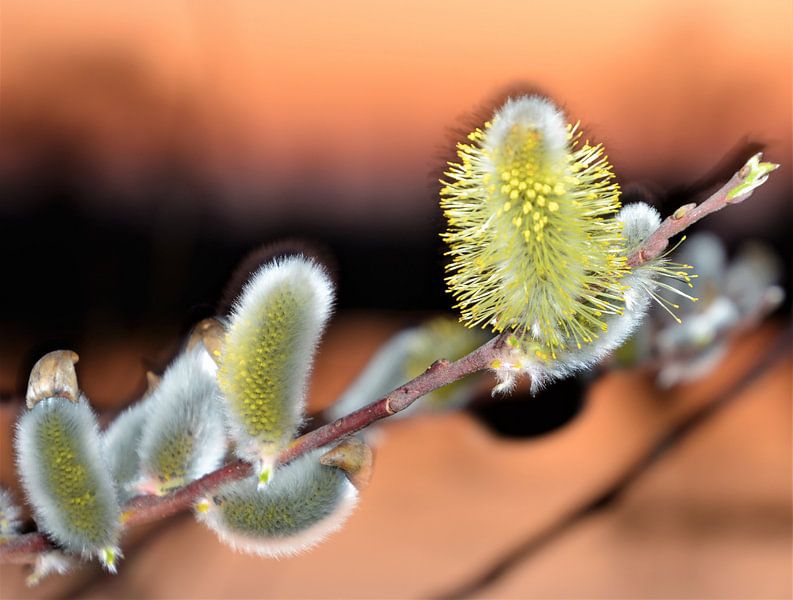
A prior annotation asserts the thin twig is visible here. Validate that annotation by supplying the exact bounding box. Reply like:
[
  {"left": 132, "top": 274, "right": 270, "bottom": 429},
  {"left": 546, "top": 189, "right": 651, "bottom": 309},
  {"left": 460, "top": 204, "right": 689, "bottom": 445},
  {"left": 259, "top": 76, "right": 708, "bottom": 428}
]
[
  {"left": 433, "top": 327, "right": 791, "bottom": 600},
  {"left": 0, "top": 154, "right": 777, "bottom": 566},
  {"left": 628, "top": 152, "right": 778, "bottom": 267}
]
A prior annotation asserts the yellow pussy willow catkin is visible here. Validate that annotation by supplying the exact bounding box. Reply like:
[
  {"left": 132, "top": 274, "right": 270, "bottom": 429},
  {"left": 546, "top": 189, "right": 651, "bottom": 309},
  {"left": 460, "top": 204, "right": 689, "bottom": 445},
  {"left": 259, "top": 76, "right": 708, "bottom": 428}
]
[{"left": 441, "top": 96, "right": 628, "bottom": 360}]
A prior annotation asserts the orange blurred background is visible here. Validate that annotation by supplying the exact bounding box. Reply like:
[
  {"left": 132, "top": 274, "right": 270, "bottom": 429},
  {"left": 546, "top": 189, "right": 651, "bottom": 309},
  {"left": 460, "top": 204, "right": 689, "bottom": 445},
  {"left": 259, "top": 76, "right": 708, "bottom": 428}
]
[{"left": 2, "top": 0, "right": 791, "bottom": 231}]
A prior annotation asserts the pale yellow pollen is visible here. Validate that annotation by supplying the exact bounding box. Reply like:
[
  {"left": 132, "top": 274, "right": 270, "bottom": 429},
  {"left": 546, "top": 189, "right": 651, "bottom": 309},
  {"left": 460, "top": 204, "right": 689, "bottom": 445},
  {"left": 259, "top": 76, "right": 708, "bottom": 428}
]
[{"left": 440, "top": 110, "right": 630, "bottom": 360}]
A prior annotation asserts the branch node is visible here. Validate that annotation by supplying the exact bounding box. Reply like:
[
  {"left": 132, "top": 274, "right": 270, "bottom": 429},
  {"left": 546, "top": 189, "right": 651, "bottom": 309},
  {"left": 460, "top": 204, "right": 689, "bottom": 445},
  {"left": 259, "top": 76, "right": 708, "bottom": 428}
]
[
  {"left": 428, "top": 359, "right": 451, "bottom": 372},
  {"left": 672, "top": 203, "right": 696, "bottom": 220}
]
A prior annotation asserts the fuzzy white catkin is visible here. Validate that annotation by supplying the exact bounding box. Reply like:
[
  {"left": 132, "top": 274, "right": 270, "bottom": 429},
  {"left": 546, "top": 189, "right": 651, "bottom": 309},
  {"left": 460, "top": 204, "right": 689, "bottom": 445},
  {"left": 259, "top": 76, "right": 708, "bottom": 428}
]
[
  {"left": 27, "top": 551, "right": 74, "bottom": 586},
  {"left": 724, "top": 241, "right": 783, "bottom": 316},
  {"left": 540, "top": 203, "right": 661, "bottom": 378},
  {"left": 102, "top": 401, "right": 148, "bottom": 502},
  {"left": 218, "top": 256, "right": 335, "bottom": 485},
  {"left": 15, "top": 396, "right": 121, "bottom": 570},
  {"left": 494, "top": 202, "right": 663, "bottom": 393},
  {"left": 196, "top": 449, "right": 358, "bottom": 558},
  {"left": 136, "top": 346, "right": 227, "bottom": 495}
]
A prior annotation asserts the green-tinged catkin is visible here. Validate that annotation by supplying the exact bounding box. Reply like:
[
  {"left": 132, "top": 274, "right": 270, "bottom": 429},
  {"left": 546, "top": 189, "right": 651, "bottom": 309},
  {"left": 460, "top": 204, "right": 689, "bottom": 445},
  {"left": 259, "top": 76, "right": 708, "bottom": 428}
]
[
  {"left": 219, "top": 256, "right": 334, "bottom": 485},
  {"left": 196, "top": 449, "right": 357, "bottom": 557},
  {"left": 16, "top": 397, "right": 121, "bottom": 571}
]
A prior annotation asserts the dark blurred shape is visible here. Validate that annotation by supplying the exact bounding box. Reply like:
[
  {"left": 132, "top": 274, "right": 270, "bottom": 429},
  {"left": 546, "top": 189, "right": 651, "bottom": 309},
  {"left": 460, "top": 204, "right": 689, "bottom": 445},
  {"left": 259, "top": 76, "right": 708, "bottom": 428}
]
[
  {"left": 217, "top": 239, "right": 338, "bottom": 316},
  {"left": 660, "top": 139, "right": 767, "bottom": 211},
  {"left": 468, "top": 376, "right": 587, "bottom": 439}
]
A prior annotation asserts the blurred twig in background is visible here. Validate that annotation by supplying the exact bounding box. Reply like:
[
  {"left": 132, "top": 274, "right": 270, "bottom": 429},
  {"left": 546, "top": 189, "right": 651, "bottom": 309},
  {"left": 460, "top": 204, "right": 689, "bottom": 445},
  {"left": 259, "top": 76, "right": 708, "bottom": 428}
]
[{"left": 434, "top": 327, "right": 791, "bottom": 600}]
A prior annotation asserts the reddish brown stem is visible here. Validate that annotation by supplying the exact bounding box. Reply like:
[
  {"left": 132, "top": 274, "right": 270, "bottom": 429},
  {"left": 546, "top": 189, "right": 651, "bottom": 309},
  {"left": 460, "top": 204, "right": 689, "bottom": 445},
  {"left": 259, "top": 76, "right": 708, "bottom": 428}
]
[{"left": 628, "top": 157, "right": 770, "bottom": 267}]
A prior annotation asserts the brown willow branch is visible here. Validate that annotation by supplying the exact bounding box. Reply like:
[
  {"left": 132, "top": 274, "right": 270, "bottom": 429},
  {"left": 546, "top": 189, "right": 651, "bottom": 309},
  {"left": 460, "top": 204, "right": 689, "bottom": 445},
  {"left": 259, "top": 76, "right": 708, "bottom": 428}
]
[
  {"left": 627, "top": 152, "right": 778, "bottom": 267},
  {"left": 0, "top": 153, "right": 778, "bottom": 566}
]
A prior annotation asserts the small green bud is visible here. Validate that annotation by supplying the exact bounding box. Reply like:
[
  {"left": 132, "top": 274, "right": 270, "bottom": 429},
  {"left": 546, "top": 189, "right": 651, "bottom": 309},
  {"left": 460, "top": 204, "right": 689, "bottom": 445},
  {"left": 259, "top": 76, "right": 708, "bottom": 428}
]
[{"left": 726, "top": 152, "right": 779, "bottom": 202}]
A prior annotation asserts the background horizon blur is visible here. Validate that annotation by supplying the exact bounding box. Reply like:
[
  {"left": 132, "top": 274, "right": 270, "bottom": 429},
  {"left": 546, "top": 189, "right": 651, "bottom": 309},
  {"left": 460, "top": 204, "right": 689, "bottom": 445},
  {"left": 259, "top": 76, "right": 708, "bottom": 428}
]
[{"left": 0, "top": 2, "right": 790, "bottom": 598}]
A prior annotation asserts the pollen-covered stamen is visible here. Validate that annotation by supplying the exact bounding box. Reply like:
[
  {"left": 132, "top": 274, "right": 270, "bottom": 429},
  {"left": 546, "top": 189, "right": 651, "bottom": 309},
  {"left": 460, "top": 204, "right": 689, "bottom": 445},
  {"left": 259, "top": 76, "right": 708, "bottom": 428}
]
[
  {"left": 441, "top": 96, "right": 627, "bottom": 360},
  {"left": 636, "top": 236, "right": 700, "bottom": 321}
]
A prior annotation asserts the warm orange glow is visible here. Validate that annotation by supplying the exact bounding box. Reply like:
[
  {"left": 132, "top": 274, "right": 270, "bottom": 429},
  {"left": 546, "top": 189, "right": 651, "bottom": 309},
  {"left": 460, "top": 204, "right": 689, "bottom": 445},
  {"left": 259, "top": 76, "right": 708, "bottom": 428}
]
[{"left": 2, "top": 1, "right": 790, "bottom": 225}]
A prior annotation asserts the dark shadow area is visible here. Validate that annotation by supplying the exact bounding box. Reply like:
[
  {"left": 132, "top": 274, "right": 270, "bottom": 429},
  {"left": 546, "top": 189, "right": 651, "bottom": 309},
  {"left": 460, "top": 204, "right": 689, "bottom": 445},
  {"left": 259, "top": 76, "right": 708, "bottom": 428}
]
[{"left": 467, "top": 376, "right": 588, "bottom": 439}]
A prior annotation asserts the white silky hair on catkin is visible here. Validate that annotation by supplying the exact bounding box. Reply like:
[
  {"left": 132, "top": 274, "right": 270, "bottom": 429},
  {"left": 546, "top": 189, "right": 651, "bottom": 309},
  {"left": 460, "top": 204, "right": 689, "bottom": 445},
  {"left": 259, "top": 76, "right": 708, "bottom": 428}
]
[
  {"left": 519, "top": 202, "right": 662, "bottom": 392},
  {"left": 102, "top": 400, "right": 148, "bottom": 502},
  {"left": 483, "top": 95, "right": 569, "bottom": 166},
  {"left": 196, "top": 450, "right": 358, "bottom": 558},
  {"left": 27, "top": 551, "right": 74, "bottom": 587},
  {"left": 220, "top": 256, "right": 335, "bottom": 476},
  {"left": 15, "top": 396, "right": 121, "bottom": 565},
  {"left": 617, "top": 202, "right": 661, "bottom": 253},
  {"left": 0, "top": 487, "right": 22, "bottom": 536},
  {"left": 137, "top": 346, "right": 227, "bottom": 494}
]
